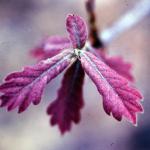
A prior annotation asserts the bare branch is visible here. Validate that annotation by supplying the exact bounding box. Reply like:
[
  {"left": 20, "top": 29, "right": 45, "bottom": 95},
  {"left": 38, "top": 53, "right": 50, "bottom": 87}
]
[
  {"left": 85, "top": 0, "right": 103, "bottom": 48},
  {"left": 100, "top": 0, "right": 150, "bottom": 45}
]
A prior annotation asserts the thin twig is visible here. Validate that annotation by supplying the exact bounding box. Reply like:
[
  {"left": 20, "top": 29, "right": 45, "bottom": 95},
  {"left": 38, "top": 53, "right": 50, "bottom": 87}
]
[{"left": 85, "top": 0, "right": 103, "bottom": 48}]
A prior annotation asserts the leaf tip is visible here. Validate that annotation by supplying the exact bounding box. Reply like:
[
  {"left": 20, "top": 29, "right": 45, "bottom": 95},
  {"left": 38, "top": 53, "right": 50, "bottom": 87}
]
[{"left": 66, "top": 14, "right": 88, "bottom": 49}]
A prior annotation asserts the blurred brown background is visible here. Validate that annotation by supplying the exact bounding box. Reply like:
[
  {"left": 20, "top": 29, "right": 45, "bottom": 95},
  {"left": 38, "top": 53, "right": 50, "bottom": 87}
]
[{"left": 0, "top": 0, "right": 150, "bottom": 150}]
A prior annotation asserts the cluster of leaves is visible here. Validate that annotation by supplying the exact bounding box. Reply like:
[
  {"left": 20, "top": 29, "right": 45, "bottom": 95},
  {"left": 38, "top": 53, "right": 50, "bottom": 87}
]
[{"left": 0, "top": 13, "right": 143, "bottom": 134}]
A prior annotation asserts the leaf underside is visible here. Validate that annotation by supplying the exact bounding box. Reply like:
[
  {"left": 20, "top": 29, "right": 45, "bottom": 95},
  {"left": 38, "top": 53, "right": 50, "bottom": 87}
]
[
  {"left": 105, "top": 56, "right": 134, "bottom": 82},
  {"left": 89, "top": 48, "right": 134, "bottom": 81},
  {"left": 47, "top": 60, "right": 85, "bottom": 134},
  {"left": 0, "top": 51, "right": 72, "bottom": 113},
  {"left": 66, "top": 14, "right": 88, "bottom": 49},
  {"left": 80, "top": 51, "right": 143, "bottom": 125},
  {"left": 31, "top": 36, "right": 71, "bottom": 60}
]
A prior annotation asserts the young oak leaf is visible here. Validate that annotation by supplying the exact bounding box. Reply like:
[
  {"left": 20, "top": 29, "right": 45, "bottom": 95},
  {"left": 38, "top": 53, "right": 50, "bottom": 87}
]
[
  {"left": 105, "top": 56, "right": 134, "bottom": 82},
  {"left": 80, "top": 51, "right": 143, "bottom": 125},
  {"left": 88, "top": 46, "right": 134, "bottom": 81},
  {"left": 66, "top": 14, "right": 88, "bottom": 49},
  {"left": 0, "top": 50, "right": 73, "bottom": 113},
  {"left": 31, "top": 36, "right": 71, "bottom": 60},
  {"left": 0, "top": 13, "right": 143, "bottom": 134},
  {"left": 31, "top": 14, "right": 88, "bottom": 60},
  {"left": 47, "top": 60, "right": 85, "bottom": 134}
]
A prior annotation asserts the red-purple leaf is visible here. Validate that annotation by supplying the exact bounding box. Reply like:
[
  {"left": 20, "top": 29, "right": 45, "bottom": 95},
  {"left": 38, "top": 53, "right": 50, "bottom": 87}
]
[
  {"left": 0, "top": 50, "right": 72, "bottom": 113},
  {"left": 47, "top": 60, "right": 85, "bottom": 134},
  {"left": 105, "top": 56, "right": 134, "bottom": 82},
  {"left": 80, "top": 51, "right": 143, "bottom": 125},
  {"left": 66, "top": 14, "right": 88, "bottom": 49},
  {"left": 31, "top": 36, "right": 71, "bottom": 60},
  {"left": 88, "top": 47, "right": 134, "bottom": 81}
]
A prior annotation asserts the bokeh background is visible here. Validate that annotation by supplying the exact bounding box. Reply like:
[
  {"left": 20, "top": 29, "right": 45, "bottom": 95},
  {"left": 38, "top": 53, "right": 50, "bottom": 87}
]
[{"left": 0, "top": 0, "right": 150, "bottom": 150}]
